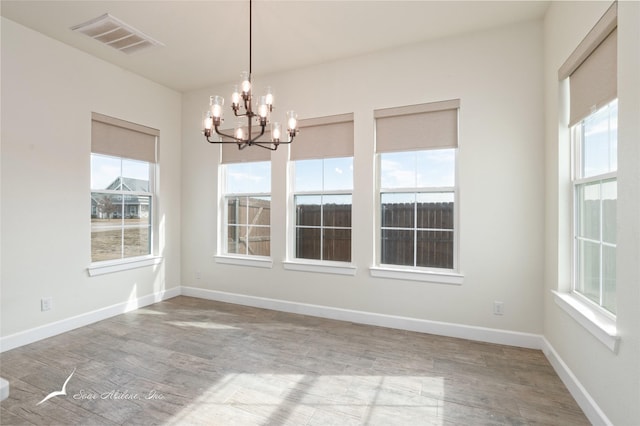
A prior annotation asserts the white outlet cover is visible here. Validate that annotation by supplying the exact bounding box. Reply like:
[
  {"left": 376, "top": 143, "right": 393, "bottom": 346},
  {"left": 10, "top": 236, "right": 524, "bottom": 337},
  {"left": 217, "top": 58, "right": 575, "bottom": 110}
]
[{"left": 41, "top": 297, "right": 52, "bottom": 311}]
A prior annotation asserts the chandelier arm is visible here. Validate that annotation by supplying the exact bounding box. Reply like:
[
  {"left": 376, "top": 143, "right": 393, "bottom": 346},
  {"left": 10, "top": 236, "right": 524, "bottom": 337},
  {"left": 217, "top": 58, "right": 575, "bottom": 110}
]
[
  {"left": 206, "top": 134, "right": 247, "bottom": 145},
  {"left": 211, "top": 126, "right": 254, "bottom": 146},
  {"left": 233, "top": 110, "right": 253, "bottom": 118},
  {"left": 274, "top": 132, "right": 297, "bottom": 145},
  {"left": 251, "top": 131, "right": 297, "bottom": 149},
  {"left": 212, "top": 127, "right": 239, "bottom": 141},
  {"left": 250, "top": 142, "right": 279, "bottom": 151}
]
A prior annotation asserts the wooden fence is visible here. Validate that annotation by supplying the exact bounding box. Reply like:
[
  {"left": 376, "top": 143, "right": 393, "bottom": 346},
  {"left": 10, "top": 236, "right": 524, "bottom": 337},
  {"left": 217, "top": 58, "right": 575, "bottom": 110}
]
[
  {"left": 296, "top": 203, "right": 351, "bottom": 262},
  {"left": 227, "top": 197, "right": 271, "bottom": 256},
  {"left": 381, "top": 201, "right": 454, "bottom": 268},
  {"left": 227, "top": 198, "right": 453, "bottom": 268}
]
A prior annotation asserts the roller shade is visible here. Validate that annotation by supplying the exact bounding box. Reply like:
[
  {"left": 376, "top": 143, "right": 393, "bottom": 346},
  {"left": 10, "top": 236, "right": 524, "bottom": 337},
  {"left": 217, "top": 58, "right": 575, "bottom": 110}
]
[
  {"left": 558, "top": 2, "right": 617, "bottom": 127},
  {"left": 290, "top": 113, "right": 354, "bottom": 160},
  {"left": 221, "top": 127, "right": 272, "bottom": 163},
  {"left": 91, "top": 113, "right": 158, "bottom": 163},
  {"left": 569, "top": 29, "right": 617, "bottom": 126},
  {"left": 375, "top": 99, "right": 459, "bottom": 153}
]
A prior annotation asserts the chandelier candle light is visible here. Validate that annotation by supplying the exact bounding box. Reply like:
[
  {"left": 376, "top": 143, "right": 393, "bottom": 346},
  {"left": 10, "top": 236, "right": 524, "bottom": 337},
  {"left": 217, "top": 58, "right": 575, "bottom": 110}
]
[{"left": 202, "top": 0, "right": 298, "bottom": 150}]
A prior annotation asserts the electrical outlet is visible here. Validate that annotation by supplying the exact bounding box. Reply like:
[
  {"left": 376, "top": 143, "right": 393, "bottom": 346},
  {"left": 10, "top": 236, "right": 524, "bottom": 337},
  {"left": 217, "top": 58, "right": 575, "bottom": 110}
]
[
  {"left": 196, "top": 271, "right": 201, "bottom": 279},
  {"left": 493, "top": 301, "right": 504, "bottom": 316},
  {"left": 41, "top": 297, "right": 53, "bottom": 312}
]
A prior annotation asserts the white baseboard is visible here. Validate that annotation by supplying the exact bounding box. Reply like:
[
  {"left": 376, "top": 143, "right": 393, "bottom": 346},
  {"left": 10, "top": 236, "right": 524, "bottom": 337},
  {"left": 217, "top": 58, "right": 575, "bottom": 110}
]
[
  {"left": 0, "top": 287, "right": 181, "bottom": 353},
  {"left": 541, "top": 337, "right": 612, "bottom": 426},
  {"left": 180, "top": 286, "right": 543, "bottom": 349}
]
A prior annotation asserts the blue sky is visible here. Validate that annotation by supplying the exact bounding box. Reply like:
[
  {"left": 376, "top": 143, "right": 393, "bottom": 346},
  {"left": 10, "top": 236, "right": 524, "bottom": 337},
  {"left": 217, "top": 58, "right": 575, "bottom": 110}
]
[
  {"left": 224, "top": 149, "right": 457, "bottom": 196},
  {"left": 581, "top": 99, "right": 617, "bottom": 178},
  {"left": 380, "top": 149, "right": 455, "bottom": 189},
  {"left": 91, "top": 154, "right": 150, "bottom": 190},
  {"left": 294, "top": 157, "right": 353, "bottom": 192}
]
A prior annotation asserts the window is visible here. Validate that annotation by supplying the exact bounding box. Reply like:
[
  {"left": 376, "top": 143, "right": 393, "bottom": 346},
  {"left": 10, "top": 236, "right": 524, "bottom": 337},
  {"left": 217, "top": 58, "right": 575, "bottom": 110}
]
[
  {"left": 90, "top": 113, "right": 158, "bottom": 263},
  {"left": 294, "top": 157, "right": 353, "bottom": 262},
  {"left": 223, "top": 162, "right": 271, "bottom": 256},
  {"left": 558, "top": 4, "right": 617, "bottom": 319},
  {"left": 380, "top": 150, "right": 455, "bottom": 268},
  {"left": 375, "top": 100, "right": 459, "bottom": 272},
  {"left": 221, "top": 140, "right": 271, "bottom": 257},
  {"left": 289, "top": 114, "right": 354, "bottom": 264},
  {"left": 572, "top": 99, "right": 617, "bottom": 314}
]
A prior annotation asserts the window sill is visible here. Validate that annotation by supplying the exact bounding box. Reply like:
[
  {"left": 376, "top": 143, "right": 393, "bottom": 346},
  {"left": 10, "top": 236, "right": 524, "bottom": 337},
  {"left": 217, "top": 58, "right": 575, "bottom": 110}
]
[
  {"left": 369, "top": 266, "right": 463, "bottom": 285},
  {"left": 553, "top": 291, "right": 619, "bottom": 353},
  {"left": 214, "top": 255, "right": 273, "bottom": 269},
  {"left": 283, "top": 260, "right": 357, "bottom": 276},
  {"left": 88, "top": 256, "right": 163, "bottom": 277}
]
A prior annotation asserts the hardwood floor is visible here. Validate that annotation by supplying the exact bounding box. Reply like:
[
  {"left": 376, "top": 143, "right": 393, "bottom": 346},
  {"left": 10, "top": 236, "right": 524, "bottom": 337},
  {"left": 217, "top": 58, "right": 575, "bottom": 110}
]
[{"left": 0, "top": 296, "right": 588, "bottom": 425}]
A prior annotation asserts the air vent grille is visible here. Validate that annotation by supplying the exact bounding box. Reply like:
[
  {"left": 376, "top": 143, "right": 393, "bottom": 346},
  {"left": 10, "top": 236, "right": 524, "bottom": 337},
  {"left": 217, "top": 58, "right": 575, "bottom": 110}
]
[{"left": 70, "top": 13, "right": 163, "bottom": 55}]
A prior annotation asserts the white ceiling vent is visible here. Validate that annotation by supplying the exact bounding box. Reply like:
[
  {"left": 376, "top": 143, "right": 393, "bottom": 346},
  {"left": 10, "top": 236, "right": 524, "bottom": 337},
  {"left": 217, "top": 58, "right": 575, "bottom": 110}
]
[{"left": 70, "top": 13, "right": 163, "bottom": 55}]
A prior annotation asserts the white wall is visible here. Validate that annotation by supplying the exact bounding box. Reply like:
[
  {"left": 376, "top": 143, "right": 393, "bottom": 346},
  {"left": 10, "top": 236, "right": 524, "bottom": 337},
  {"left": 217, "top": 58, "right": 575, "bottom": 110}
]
[
  {"left": 0, "top": 18, "right": 182, "bottom": 338},
  {"left": 182, "top": 21, "right": 545, "bottom": 334},
  {"left": 3, "top": 4, "right": 638, "bottom": 422},
  {"left": 543, "top": 2, "right": 640, "bottom": 424}
]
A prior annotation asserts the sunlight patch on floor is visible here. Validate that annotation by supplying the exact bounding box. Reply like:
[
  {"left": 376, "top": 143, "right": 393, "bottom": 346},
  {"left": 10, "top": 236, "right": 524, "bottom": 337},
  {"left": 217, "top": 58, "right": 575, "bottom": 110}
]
[
  {"left": 132, "top": 308, "right": 167, "bottom": 315},
  {"left": 165, "top": 373, "right": 444, "bottom": 425},
  {"left": 166, "top": 321, "right": 240, "bottom": 330}
]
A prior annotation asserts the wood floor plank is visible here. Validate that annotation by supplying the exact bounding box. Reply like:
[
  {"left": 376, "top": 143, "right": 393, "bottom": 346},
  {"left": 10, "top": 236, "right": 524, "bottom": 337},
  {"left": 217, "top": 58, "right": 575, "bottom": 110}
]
[{"left": 0, "top": 296, "right": 589, "bottom": 425}]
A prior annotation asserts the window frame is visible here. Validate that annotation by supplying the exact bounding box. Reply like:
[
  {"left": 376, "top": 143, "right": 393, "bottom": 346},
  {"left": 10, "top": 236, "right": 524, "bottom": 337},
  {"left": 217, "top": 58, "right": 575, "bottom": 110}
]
[
  {"left": 287, "top": 157, "right": 355, "bottom": 269},
  {"left": 223, "top": 193, "right": 272, "bottom": 258},
  {"left": 284, "top": 114, "right": 356, "bottom": 275},
  {"left": 88, "top": 115, "right": 160, "bottom": 276},
  {"left": 570, "top": 101, "right": 618, "bottom": 319},
  {"left": 90, "top": 157, "right": 155, "bottom": 255},
  {"left": 216, "top": 160, "right": 273, "bottom": 265},
  {"left": 374, "top": 148, "right": 461, "bottom": 282}
]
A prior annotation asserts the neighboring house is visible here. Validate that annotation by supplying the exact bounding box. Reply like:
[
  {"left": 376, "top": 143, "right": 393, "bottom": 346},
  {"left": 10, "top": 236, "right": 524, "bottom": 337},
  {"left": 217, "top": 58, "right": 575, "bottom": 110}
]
[{"left": 91, "top": 177, "right": 150, "bottom": 219}]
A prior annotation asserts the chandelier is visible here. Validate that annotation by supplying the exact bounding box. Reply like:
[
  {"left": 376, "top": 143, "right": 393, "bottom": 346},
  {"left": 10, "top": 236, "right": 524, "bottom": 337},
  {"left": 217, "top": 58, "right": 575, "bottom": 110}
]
[{"left": 202, "top": 0, "right": 298, "bottom": 151}]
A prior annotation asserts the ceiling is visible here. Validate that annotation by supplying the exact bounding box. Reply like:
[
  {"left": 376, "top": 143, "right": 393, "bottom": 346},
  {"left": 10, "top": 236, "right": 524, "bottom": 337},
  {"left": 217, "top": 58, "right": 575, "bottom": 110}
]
[{"left": 1, "top": 1, "right": 549, "bottom": 93}]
